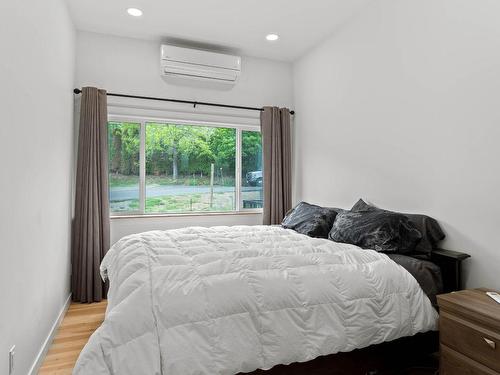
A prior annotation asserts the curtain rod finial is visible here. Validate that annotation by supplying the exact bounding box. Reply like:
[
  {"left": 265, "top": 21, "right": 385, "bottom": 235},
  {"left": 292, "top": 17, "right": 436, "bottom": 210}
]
[{"left": 73, "top": 88, "right": 82, "bottom": 94}]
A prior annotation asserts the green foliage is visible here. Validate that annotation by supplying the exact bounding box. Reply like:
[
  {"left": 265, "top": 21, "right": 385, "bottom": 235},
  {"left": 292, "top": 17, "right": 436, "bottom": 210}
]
[
  {"left": 108, "top": 122, "right": 260, "bottom": 181},
  {"left": 108, "top": 122, "right": 140, "bottom": 175},
  {"left": 242, "top": 131, "right": 262, "bottom": 176},
  {"left": 209, "top": 127, "right": 236, "bottom": 175}
]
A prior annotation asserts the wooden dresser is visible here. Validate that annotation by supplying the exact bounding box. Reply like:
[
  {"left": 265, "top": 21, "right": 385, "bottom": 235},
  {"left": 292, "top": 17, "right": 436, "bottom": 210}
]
[{"left": 437, "top": 289, "right": 500, "bottom": 375}]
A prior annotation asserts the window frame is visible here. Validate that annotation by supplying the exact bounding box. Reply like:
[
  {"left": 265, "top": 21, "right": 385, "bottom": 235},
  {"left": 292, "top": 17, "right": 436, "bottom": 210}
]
[{"left": 108, "top": 114, "right": 263, "bottom": 217}]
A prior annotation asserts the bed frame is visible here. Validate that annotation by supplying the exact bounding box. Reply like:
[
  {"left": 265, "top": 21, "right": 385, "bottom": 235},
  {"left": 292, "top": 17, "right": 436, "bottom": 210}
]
[
  {"left": 430, "top": 248, "right": 471, "bottom": 292},
  {"left": 245, "top": 331, "right": 438, "bottom": 375},
  {"left": 244, "top": 248, "right": 470, "bottom": 375}
]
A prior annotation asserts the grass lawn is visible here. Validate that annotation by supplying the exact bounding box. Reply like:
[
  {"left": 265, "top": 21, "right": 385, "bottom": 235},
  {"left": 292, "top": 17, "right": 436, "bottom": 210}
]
[
  {"left": 145, "top": 192, "right": 234, "bottom": 212},
  {"left": 110, "top": 190, "right": 262, "bottom": 213},
  {"left": 109, "top": 174, "right": 236, "bottom": 188},
  {"left": 109, "top": 174, "right": 138, "bottom": 187}
]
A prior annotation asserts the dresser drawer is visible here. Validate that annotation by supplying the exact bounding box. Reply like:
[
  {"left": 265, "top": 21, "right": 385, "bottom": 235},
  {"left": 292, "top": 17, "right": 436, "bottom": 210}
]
[
  {"left": 441, "top": 345, "right": 499, "bottom": 375},
  {"left": 440, "top": 312, "right": 500, "bottom": 372}
]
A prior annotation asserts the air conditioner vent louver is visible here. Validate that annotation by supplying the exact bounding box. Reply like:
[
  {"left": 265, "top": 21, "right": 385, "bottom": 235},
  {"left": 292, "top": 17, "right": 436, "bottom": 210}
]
[{"left": 161, "top": 45, "right": 241, "bottom": 84}]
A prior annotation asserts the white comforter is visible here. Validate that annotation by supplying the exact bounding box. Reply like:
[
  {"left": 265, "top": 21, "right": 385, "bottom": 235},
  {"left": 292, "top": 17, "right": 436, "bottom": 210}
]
[{"left": 73, "top": 226, "right": 438, "bottom": 375}]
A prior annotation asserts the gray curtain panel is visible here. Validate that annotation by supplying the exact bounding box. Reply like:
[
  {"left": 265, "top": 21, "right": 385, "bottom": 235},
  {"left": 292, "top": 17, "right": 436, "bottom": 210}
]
[
  {"left": 261, "top": 107, "right": 292, "bottom": 225},
  {"left": 71, "top": 87, "right": 110, "bottom": 303}
]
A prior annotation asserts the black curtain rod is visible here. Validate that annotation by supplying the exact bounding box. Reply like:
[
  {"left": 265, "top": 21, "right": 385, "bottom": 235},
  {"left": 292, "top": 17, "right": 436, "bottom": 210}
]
[{"left": 73, "top": 88, "right": 295, "bottom": 115}]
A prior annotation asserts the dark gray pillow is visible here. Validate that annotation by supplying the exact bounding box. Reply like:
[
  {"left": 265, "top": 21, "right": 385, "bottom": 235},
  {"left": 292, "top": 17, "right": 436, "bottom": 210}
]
[
  {"left": 352, "top": 199, "right": 445, "bottom": 258},
  {"left": 329, "top": 205, "right": 422, "bottom": 253},
  {"left": 282, "top": 202, "right": 338, "bottom": 238}
]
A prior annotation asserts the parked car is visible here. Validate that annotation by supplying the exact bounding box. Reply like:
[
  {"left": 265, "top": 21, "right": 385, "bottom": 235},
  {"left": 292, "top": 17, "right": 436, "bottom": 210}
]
[{"left": 246, "top": 170, "right": 262, "bottom": 186}]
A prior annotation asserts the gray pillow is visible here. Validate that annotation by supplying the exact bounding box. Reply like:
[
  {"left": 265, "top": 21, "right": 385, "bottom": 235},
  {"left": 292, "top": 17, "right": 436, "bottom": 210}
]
[
  {"left": 282, "top": 202, "right": 338, "bottom": 238},
  {"left": 352, "top": 199, "right": 445, "bottom": 258},
  {"left": 329, "top": 204, "right": 422, "bottom": 253}
]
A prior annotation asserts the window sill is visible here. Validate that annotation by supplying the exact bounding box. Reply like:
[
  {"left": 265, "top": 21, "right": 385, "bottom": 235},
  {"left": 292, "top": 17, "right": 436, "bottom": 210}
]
[{"left": 110, "top": 210, "right": 263, "bottom": 220}]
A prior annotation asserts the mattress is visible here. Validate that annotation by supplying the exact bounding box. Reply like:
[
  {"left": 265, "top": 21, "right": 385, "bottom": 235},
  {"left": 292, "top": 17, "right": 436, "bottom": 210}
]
[{"left": 73, "top": 226, "right": 438, "bottom": 375}]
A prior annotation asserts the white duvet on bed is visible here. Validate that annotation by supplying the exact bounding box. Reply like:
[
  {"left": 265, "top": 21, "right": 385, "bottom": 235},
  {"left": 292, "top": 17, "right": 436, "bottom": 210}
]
[{"left": 73, "top": 225, "right": 438, "bottom": 375}]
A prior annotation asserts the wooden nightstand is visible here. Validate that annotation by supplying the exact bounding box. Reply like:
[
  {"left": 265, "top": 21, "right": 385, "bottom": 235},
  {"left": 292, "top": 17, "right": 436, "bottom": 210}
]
[{"left": 437, "top": 289, "right": 500, "bottom": 374}]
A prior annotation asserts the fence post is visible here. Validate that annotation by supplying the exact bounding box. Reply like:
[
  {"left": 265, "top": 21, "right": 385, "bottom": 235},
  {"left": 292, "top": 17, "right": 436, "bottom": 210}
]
[{"left": 210, "top": 163, "right": 214, "bottom": 208}]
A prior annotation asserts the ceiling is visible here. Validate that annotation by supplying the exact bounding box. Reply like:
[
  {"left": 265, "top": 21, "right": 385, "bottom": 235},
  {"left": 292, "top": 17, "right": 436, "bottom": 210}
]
[{"left": 66, "top": 0, "right": 371, "bottom": 61}]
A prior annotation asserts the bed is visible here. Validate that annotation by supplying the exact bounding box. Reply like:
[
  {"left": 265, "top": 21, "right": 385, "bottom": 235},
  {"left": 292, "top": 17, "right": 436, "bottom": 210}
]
[{"left": 73, "top": 225, "right": 443, "bottom": 375}]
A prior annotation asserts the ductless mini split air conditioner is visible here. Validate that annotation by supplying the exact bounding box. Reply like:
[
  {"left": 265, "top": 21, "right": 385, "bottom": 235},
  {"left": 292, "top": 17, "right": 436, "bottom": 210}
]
[{"left": 160, "top": 45, "right": 241, "bottom": 84}]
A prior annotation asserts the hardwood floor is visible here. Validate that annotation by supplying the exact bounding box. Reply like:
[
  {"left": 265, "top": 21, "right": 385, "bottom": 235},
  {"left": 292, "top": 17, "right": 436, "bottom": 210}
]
[{"left": 39, "top": 301, "right": 107, "bottom": 375}]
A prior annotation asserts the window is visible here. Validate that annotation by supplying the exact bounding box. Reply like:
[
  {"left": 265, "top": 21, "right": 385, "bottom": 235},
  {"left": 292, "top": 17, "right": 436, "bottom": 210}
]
[
  {"left": 108, "top": 118, "right": 263, "bottom": 215},
  {"left": 145, "top": 123, "right": 236, "bottom": 213},
  {"left": 108, "top": 122, "right": 140, "bottom": 212},
  {"left": 241, "top": 131, "right": 263, "bottom": 209}
]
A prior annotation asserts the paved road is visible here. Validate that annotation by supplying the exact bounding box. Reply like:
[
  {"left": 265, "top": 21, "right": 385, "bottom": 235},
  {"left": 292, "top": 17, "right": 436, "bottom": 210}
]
[{"left": 110, "top": 184, "right": 261, "bottom": 201}]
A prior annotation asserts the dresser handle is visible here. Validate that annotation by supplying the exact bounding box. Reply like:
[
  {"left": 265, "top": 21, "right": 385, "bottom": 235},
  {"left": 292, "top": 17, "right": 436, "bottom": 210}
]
[{"left": 484, "top": 337, "right": 496, "bottom": 349}]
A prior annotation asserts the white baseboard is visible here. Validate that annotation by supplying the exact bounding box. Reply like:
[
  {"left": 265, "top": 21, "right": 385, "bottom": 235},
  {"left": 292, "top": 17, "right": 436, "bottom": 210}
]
[{"left": 28, "top": 293, "right": 72, "bottom": 375}]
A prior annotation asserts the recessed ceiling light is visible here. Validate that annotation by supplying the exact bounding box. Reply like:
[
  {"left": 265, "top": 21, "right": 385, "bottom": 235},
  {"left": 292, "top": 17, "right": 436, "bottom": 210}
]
[
  {"left": 127, "top": 8, "right": 143, "bottom": 17},
  {"left": 266, "top": 34, "right": 279, "bottom": 41}
]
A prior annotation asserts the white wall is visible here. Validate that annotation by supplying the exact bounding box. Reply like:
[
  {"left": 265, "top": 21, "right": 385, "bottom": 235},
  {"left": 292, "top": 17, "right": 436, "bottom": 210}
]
[
  {"left": 75, "top": 31, "right": 294, "bottom": 243},
  {"left": 0, "top": 0, "right": 75, "bottom": 374},
  {"left": 75, "top": 31, "right": 294, "bottom": 108},
  {"left": 294, "top": 0, "right": 500, "bottom": 289}
]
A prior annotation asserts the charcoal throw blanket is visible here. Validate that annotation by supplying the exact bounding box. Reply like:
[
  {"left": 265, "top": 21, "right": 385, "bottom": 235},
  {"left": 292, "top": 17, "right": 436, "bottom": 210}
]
[{"left": 74, "top": 226, "right": 438, "bottom": 375}]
